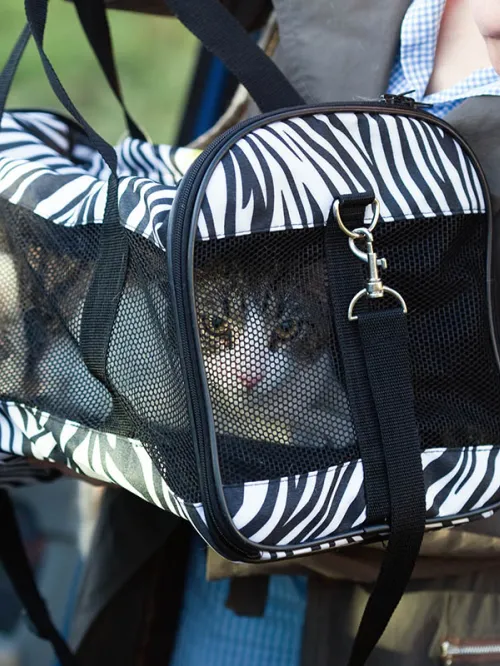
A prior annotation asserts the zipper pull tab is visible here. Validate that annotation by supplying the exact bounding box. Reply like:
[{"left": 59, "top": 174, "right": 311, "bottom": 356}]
[
  {"left": 441, "top": 641, "right": 453, "bottom": 665},
  {"left": 381, "top": 93, "right": 433, "bottom": 110}
]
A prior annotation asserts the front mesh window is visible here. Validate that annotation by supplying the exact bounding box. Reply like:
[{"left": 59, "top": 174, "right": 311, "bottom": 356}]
[
  {"left": 194, "top": 214, "right": 500, "bottom": 486},
  {"left": 194, "top": 228, "right": 359, "bottom": 485}
]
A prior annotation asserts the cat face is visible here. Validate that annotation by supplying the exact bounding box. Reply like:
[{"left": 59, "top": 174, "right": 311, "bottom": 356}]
[{"left": 195, "top": 259, "right": 332, "bottom": 412}]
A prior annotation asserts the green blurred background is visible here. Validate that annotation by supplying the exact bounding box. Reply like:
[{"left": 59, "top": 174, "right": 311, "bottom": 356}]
[{"left": 0, "top": 1, "right": 198, "bottom": 144}]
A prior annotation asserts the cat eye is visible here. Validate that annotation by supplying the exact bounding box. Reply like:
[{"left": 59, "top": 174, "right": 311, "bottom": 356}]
[
  {"left": 202, "top": 315, "right": 230, "bottom": 337},
  {"left": 274, "top": 319, "right": 300, "bottom": 341}
]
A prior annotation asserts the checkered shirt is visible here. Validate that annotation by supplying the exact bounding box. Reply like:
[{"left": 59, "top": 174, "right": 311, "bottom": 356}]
[{"left": 387, "top": 0, "right": 500, "bottom": 117}]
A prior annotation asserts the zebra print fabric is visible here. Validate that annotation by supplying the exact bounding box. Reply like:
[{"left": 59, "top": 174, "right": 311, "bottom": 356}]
[
  {"left": 199, "top": 112, "right": 485, "bottom": 238},
  {"left": 223, "top": 446, "right": 500, "bottom": 548},
  {"left": 0, "top": 110, "right": 485, "bottom": 249},
  {"left": 0, "top": 401, "right": 188, "bottom": 516},
  {"left": 2, "top": 401, "right": 500, "bottom": 559},
  {"left": 0, "top": 111, "right": 197, "bottom": 249}
]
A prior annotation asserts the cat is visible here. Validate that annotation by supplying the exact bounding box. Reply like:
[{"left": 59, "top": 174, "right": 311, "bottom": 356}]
[
  {"left": 195, "top": 256, "right": 354, "bottom": 449},
  {"left": 20, "top": 244, "right": 354, "bottom": 451}
]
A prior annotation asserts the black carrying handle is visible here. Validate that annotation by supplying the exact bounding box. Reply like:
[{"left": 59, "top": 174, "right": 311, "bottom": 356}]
[
  {"left": 21, "top": 0, "right": 130, "bottom": 393},
  {"left": 0, "top": 23, "right": 31, "bottom": 121},
  {"left": 164, "top": 0, "right": 304, "bottom": 112},
  {"left": 24, "top": 0, "right": 118, "bottom": 174},
  {"left": 69, "top": 0, "right": 304, "bottom": 115},
  {"left": 0, "top": 18, "right": 144, "bottom": 142},
  {"left": 71, "top": 0, "right": 146, "bottom": 140}
]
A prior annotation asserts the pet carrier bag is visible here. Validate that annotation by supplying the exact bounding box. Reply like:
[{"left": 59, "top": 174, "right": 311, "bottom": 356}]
[{"left": 1, "top": 0, "right": 500, "bottom": 663}]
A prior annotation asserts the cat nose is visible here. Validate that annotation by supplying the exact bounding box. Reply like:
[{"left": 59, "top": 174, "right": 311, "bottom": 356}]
[{"left": 238, "top": 372, "right": 263, "bottom": 390}]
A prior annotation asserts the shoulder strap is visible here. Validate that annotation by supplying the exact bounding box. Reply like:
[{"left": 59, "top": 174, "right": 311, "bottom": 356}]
[
  {"left": 165, "top": 0, "right": 305, "bottom": 112},
  {"left": 71, "top": 0, "right": 146, "bottom": 140},
  {"left": 326, "top": 200, "right": 426, "bottom": 666},
  {"left": 0, "top": 489, "right": 79, "bottom": 665},
  {"left": 348, "top": 309, "right": 425, "bottom": 665},
  {"left": 71, "top": 0, "right": 304, "bottom": 114}
]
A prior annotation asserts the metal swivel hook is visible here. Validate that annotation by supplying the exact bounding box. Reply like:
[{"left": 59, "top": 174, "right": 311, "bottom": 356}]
[
  {"left": 348, "top": 228, "right": 387, "bottom": 300},
  {"left": 333, "top": 198, "right": 408, "bottom": 321}
]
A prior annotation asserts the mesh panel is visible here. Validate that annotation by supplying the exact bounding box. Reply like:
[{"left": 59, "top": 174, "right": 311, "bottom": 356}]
[
  {"left": 194, "top": 229, "right": 358, "bottom": 486},
  {"left": 107, "top": 233, "right": 199, "bottom": 498},
  {"left": 194, "top": 214, "right": 500, "bottom": 486},
  {"left": 376, "top": 213, "right": 500, "bottom": 450},
  {"left": 0, "top": 199, "right": 197, "bottom": 501},
  {"left": 1, "top": 192, "right": 499, "bottom": 500}
]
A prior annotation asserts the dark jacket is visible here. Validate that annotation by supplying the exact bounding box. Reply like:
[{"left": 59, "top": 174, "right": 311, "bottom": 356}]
[{"left": 72, "top": 2, "right": 500, "bottom": 664}]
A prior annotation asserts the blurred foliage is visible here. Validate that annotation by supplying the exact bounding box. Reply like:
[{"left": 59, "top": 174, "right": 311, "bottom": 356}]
[{"left": 0, "top": 1, "right": 198, "bottom": 144}]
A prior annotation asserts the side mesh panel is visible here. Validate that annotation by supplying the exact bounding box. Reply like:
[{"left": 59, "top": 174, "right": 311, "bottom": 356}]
[
  {"left": 0, "top": 199, "right": 198, "bottom": 502},
  {"left": 194, "top": 214, "right": 500, "bottom": 487}
]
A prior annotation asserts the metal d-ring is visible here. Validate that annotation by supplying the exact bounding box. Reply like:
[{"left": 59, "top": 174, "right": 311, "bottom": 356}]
[
  {"left": 348, "top": 286, "right": 408, "bottom": 321},
  {"left": 333, "top": 198, "right": 381, "bottom": 239}
]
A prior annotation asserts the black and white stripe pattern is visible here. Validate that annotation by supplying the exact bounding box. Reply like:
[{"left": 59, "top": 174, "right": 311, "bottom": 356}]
[
  {"left": 0, "top": 110, "right": 485, "bottom": 250},
  {"left": 257, "top": 510, "right": 496, "bottom": 561},
  {"left": 222, "top": 447, "right": 500, "bottom": 549},
  {"left": 3, "top": 400, "right": 500, "bottom": 559},
  {"left": 224, "top": 459, "right": 365, "bottom": 547},
  {"left": 0, "top": 111, "right": 198, "bottom": 250},
  {"left": 198, "top": 111, "right": 485, "bottom": 238},
  {"left": 0, "top": 401, "right": 192, "bottom": 517}
]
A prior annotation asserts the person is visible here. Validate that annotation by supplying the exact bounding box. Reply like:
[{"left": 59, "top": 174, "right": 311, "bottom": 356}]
[{"left": 69, "top": 2, "right": 500, "bottom": 665}]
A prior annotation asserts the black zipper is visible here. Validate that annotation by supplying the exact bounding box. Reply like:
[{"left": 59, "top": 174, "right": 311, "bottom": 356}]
[
  {"left": 380, "top": 92, "right": 434, "bottom": 109},
  {"left": 169, "top": 96, "right": 494, "bottom": 560}
]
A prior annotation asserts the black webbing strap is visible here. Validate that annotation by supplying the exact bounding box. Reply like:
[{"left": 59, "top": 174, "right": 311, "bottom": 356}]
[
  {"left": 347, "top": 309, "right": 426, "bottom": 666},
  {"left": 0, "top": 23, "right": 31, "bottom": 120},
  {"left": 25, "top": 0, "right": 118, "bottom": 173},
  {"left": 70, "top": 0, "right": 304, "bottom": 114},
  {"left": 325, "top": 205, "right": 389, "bottom": 522},
  {"left": 71, "top": 0, "right": 146, "bottom": 140},
  {"left": 24, "top": 0, "right": 129, "bottom": 389},
  {"left": 79, "top": 174, "right": 129, "bottom": 386},
  {"left": 0, "top": 490, "right": 79, "bottom": 665},
  {"left": 162, "top": 0, "right": 304, "bottom": 112},
  {"left": 325, "top": 201, "right": 426, "bottom": 664}
]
